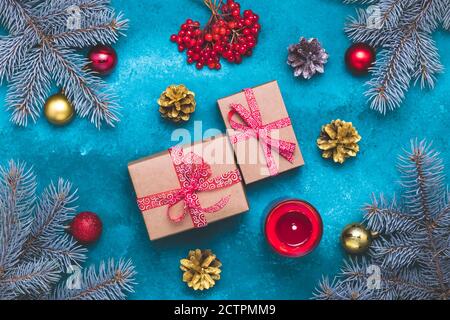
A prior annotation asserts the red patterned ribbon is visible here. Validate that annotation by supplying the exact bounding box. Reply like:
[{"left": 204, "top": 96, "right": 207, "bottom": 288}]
[
  {"left": 228, "top": 88, "right": 296, "bottom": 176},
  {"left": 136, "top": 146, "right": 242, "bottom": 228}
]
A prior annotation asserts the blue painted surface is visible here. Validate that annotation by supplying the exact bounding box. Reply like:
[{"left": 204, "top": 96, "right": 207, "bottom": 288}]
[{"left": 1, "top": 0, "right": 449, "bottom": 300}]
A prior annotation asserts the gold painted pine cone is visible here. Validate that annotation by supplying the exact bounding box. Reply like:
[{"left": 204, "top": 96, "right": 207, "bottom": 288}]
[
  {"left": 158, "top": 84, "right": 196, "bottom": 122},
  {"left": 317, "top": 119, "right": 361, "bottom": 164},
  {"left": 180, "top": 249, "right": 222, "bottom": 291}
]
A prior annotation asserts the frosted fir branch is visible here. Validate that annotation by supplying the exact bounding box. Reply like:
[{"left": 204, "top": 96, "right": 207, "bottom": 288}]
[
  {"left": 0, "top": 0, "right": 126, "bottom": 127},
  {"left": 443, "top": 6, "right": 450, "bottom": 29},
  {"left": 0, "top": 161, "right": 135, "bottom": 299},
  {"left": 399, "top": 139, "right": 445, "bottom": 219},
  {"left": 0, "top": 160, "right": 36, "bottom": 219},
  {"left": 365, "top": 33, "right": 415, "bottom": 114},
  {"left": 0, "top": 34, "right": 34, "bottom": 84},
  {"left": 6, "top": 46, "right": 52, "bottom": 126},
  {"left": 372, "top": 234, "right": 421, "bottom": 269},
  {"left": 345, "top": 9, "right": 397, "bottom": 47},
  {"left": 50, "top": 13, "right": 129, "bottom": 48},
  {"left": 51, "top": 259, "right": 136, "bottom": 300},
  {"left": 0, "top": 162, "right": 36, "bottom": 277},
  {"left": 363, "top": 195, "right": 419, "bottom": 235},
  {"left": 0, "top": 259, "right": 60, "bottom": 299},
  {"left": 47, "top": 45, "right": 120, "bottom": 127},
  {"left": 344, "top": 0, "right": 447, "bottom": 113},
  {"left": 412, "top": 31, "right": 443, "bottom": 89},
  {"left": 0, "top": 0, "right": 33, "bottom": 34},
  {"left": 20, "top": 179, "right": 87, "bottom": 268},
  {"left": 315, "top": 140, "right": 450, "bottom": 300},
  {"left": 23, "top": 234, "right": 87, "bottom": 270}
]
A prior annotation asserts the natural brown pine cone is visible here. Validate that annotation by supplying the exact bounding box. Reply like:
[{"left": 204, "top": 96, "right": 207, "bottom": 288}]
[
  {"left": 158, "top": 84, "right": 196, "bottom": 122},
  {"left": 317, "top": 119, "right": 361, "bottom": 164},
  {"left": 180, "top": 249, "right": 222, "bottom": 291}
]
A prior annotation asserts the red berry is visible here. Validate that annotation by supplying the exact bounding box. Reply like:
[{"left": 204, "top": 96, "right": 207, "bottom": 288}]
[
  {"left": 187, "top": 57, "right": 195, "bottom": 64},
  {"left": 244, "top": 10, "right": 253, "bottom": 18},
  {"left": 170, "top": 34, "right": 178, "bottom": 42},
  {"left": 231, "top": 9, "right": 240, "bottom": 17},
  {"left": 178, "top": 45, "right": 185, "bottom": 52},
  {"left": 204, "top": 33, "right": 213, "bottom": 42},
  {"left": 196, "top": 62, "right": 204, "bottom": 69},
  {"left": 228, "top": 21, "right": 236, "bottom": 29}
]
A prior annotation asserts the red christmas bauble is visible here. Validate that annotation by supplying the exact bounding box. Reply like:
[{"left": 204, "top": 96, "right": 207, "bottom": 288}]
[
  {"left": 345, "top": 43, "right": 376, "bottom": 75},
  {"left": 88, "top": 45, "right": 117, "bottom": 75},
  {"left": 69, "top": 212, "right": 103, "bottom": 244}
]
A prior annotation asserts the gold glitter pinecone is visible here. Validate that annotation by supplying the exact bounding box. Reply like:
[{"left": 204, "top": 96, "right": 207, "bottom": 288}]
[
  {"left": 317, "top": 119, "right": 361, "bottom": 164},
  {"left": 180, "top": 249, "right": 222, "bottom": 291},
  {"left": 158, "top": 84, "right": 196, "bottom": 122}
]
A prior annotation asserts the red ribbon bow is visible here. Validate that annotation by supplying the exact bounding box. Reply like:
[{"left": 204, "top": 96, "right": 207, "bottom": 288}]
[
  {"left": 228, "top": 88, "right": 296, "bottom": 176},
  {"left": 137, "top": 147, "right": 242, "bottom": 228}
]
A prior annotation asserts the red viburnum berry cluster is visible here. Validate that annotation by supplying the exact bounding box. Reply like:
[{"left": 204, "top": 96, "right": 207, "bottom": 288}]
[{"left": 170, "top": 0, "right": 261, "bottom": 70}]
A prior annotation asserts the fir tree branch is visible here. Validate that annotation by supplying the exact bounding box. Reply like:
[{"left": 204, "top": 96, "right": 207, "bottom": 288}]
[
  {"left": 0, "top": 162, "right": 36, "bottom": 273},
  {"left": 51, "top": 259, "right": 136, "bottom": 300},
  {"left": 20, "top": 179, "right": 86, "bottom": 268},
  {"left": 345, "top": 0, "right": 447, "bottom": 113},
  {"left": 47, "top": 44, "right": 120, "bottom": 127},
  {"left": 404, "top": 141, "right": 448, "bottom": 299},
  {"left": 364, "top": 195, "right": 419, "bottom": 234},
  {"left": 0, "top": 259, "right": 60, "bottom": 298},
  {"left": 50, "top": 14, "right": 128, "bottom": 48},
  {"left": 6, "top": 46, "right": 52, "bottom": 126},
  {"left": 0, "top": 0, "right": 34, "bottom": 34},
  {"left": 412, "top": 31, "right": 443, "bottom": 89},
  {"left": 0, "top": 34, "right": 36, "bottom": 84},
  {"left": 315, "top": 140, "right": 450, "bottom": 299},
  {"left": 0, "top": 0, "right": 126, "bottom": 127}
]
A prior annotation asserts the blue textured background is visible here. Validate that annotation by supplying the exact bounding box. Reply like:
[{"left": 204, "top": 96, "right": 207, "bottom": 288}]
[{"left": 1, "top": 0, "right": 449, "bottom": 300}]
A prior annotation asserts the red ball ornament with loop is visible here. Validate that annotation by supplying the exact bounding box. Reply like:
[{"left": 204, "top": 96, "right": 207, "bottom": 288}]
[
  {"left": 88, "top": 44, "right": 118, "bottom": 75},
  {"left": 69, "top": 212, "right": 103, "bottom": 245},
  {"left": 345, "top": 43, "right": 376, "bottom": 75},
  {"left": 265, "top": 200, "right": 323, "bottom": 257}
]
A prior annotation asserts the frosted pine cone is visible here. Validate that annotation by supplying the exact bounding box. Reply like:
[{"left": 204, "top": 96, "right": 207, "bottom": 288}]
[{"left": 287, "top": 38, "right": 328, "bottom": 79}]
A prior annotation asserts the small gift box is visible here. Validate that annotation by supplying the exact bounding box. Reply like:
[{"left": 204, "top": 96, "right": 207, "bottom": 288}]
[
  {"left": 218, "top": 81, "right": 304, "bottom": 184},
  {"left": 128, "top": 135, "right": 249, "bottom": 241}
]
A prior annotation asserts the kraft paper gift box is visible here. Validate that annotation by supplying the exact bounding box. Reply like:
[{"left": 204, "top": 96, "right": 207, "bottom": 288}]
[
  {"left": 217, "top": 80, "right": 304, "bottom": 184},
  {"left": 128, "top": 134, "right": 249, "bottom": 241}
]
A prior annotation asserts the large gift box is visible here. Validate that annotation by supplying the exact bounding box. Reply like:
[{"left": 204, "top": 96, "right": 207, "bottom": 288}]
[
  {"left": 128, "top": 135, "right": 249, "bottom": 241},
  {"left": 217, "top": 81, "right": 304, "bottom": 184}
]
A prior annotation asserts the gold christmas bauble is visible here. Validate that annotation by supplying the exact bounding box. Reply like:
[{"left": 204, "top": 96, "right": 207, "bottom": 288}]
[
  {"left": 44, "top": 93, "right": 74, "bottom": 125},
  {"left": 341, "top": 223, "right": 375, "bottom": 254}
]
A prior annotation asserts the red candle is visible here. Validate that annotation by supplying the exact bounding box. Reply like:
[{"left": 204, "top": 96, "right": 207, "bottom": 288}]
[{"left": 265, "top": 199, "right": 322, "bottom": 257}]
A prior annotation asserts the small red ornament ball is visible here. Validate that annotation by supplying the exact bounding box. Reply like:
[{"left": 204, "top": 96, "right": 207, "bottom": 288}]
[
  {"left": 345, "top": 43, "right": 376, "bottom": 75},
  {"left": 69, "top": 212, "right": 103, "bottom": 244},
  {"left": 88, "top": 45, "right": 117, "bottom": 75}
]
